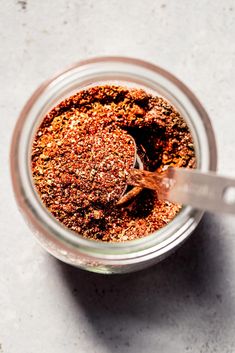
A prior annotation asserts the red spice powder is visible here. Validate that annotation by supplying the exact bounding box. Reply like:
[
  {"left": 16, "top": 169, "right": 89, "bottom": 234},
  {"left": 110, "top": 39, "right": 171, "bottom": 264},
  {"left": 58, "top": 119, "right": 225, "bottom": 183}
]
[{"left": 31, "top": 85, "right": 195, "bottom": 241}]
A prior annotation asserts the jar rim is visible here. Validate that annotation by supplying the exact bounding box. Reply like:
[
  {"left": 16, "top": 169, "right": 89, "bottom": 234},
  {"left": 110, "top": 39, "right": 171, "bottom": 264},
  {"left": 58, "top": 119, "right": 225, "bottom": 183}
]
[{"left": 10, "top": 56, "right": 217, "bottom": 259}]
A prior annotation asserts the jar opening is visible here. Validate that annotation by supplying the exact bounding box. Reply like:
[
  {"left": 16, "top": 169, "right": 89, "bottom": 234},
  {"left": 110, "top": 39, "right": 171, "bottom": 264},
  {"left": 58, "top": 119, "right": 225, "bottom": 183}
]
[{"left": 11, "top": 56, "right": 217, "bottom": 262}]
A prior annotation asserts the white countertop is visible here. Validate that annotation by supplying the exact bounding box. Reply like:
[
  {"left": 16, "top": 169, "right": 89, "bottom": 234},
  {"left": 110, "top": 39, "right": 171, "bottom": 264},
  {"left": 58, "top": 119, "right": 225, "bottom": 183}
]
[{"left": 1, "top": 1, "right": 235, "bottom": 352}]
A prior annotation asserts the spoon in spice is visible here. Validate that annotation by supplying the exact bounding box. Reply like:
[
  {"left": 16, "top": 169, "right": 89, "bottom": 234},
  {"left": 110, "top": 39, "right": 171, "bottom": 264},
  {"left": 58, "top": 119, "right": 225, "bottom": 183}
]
[{"left": 118, "top": 141, "right": 235, "bottom": 214}]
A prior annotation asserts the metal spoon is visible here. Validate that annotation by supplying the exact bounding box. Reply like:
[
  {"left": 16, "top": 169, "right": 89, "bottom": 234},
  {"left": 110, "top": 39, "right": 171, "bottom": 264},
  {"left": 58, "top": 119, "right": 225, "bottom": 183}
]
[{"left": 118, "top": 139, "right": 235, "bottom": 214}]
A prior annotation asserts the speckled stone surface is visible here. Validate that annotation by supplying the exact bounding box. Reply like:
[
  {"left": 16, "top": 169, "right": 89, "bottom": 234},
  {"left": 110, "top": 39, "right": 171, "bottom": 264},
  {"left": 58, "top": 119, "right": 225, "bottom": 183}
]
[{"left": 1, "top": 1, "right": 235, "bottom": 352}]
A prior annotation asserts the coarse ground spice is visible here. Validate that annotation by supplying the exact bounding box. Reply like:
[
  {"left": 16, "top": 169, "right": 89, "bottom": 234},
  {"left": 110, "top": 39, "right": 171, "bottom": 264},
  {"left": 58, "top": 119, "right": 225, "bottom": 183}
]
[{"left": 31, "top": 85, "right": 196, "bottom": 242}]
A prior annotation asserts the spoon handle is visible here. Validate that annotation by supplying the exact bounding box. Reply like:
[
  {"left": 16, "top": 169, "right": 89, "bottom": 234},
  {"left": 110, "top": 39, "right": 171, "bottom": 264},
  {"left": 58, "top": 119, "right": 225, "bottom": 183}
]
[{"left": 130, "top": 168, "right": 235, "bottom": 214}]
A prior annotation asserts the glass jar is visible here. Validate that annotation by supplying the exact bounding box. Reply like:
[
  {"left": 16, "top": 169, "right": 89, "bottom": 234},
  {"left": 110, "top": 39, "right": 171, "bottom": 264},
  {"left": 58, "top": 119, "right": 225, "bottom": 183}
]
[{"left": 10, "top": 57, "right": 217, "bottom": 274}]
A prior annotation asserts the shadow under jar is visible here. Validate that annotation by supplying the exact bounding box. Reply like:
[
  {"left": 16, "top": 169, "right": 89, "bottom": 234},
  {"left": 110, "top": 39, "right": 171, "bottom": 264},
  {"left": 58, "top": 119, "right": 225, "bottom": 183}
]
[{"left": 10, "top": 57, "right": 217, "bottom": 274}]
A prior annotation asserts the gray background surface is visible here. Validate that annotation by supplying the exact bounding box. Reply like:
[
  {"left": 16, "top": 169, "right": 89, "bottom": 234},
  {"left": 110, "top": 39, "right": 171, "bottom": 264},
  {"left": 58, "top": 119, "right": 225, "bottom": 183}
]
[{"left": 1, "top": 1, "right": 235, "bottom": 352}]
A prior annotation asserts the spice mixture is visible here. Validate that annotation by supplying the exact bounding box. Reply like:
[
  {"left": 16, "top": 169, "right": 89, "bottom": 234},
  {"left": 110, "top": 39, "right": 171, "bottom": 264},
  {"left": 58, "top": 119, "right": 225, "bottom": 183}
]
[{"left": 31, "top": 85, "right": 195, "bottom": 241}]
